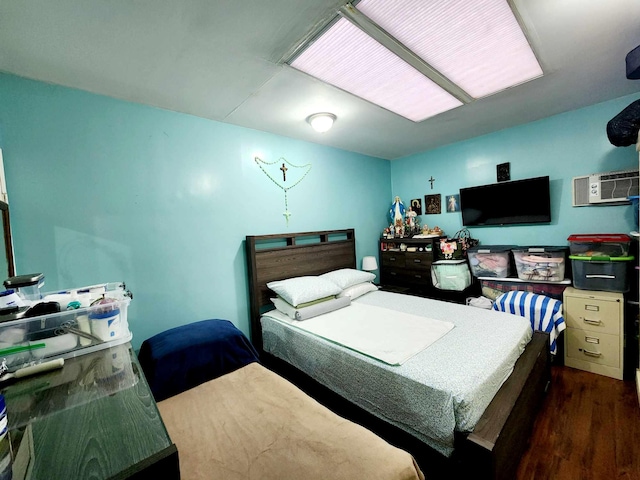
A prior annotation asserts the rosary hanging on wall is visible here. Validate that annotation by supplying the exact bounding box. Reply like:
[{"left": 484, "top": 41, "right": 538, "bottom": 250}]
[{"left": 254, "top": 156, "right": 312, "bottom": 225}]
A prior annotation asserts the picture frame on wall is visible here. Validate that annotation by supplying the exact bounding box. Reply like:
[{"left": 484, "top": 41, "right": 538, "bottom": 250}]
[
  {"left": 425, "top": 194, "right": 441, "bottom": 214},
  {"left": 410, "top": 198, "right": 422, "bottom": 215},
  {"left": 446, "top": 194, "right": 460, "bottom": 213}
]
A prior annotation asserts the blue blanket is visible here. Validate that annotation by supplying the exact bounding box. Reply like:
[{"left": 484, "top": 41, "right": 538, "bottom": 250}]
[{"left": 138, "top": 319, "right": 259, "bottom": 401}]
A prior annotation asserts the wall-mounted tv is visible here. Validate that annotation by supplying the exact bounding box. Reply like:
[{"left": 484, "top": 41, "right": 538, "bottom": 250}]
[{"left": 460, "top": 176, "right": 551, "bottom": 226}]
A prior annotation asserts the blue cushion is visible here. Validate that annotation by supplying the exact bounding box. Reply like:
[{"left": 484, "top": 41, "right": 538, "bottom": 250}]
[{"left": 138, "top": 319, "right": 259, "bottom": 401}]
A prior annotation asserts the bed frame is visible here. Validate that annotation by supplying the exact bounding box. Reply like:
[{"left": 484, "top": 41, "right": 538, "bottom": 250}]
[{"left": 245, "top": 229, "right": 551, "bottom": 480}]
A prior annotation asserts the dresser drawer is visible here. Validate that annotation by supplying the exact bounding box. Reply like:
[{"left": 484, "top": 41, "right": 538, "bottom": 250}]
[
  {"left": 405, "top": 252, "right": 432, "bottom": 271},
  {"left": 381, "top": 252, "right": 406, "bottom": 268},
  {"left": 564, "top": 296, "right": 621, "bottom": 335},
  {"left": 565, "top": 328, "right": 620, "bottom": 368},
  {"left": 403, "top": 269, "right": 430, "bottom": 283}
]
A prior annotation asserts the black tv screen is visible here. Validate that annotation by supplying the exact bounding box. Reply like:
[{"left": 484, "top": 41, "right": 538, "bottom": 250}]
[{"left": 460, "top": 176, "right": 551, "bottom": 226}]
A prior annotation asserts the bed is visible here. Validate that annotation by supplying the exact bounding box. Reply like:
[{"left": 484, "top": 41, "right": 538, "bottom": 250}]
[
  {"left": 246, "top": 229, "right": 552, "bottom": 480},
  {"left": 138, "top": 319, "right": 425, "bottom": 480}
]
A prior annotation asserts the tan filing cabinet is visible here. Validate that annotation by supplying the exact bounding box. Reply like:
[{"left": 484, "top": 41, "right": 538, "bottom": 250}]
[{"left": 563, "top": 287, "right": 624, "bottom": 380}]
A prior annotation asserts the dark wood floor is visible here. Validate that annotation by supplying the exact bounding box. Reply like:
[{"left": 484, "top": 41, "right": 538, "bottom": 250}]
[{"left": 516, "top": 365, "right": 640, "bottom": 480}]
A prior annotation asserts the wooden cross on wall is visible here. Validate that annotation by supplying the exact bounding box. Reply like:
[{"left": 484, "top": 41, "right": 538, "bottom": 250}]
[
  {"left": 429, "top": 176, "right": 435, "bottom": 189},
  {"left": 280, "top": 163, "right": 288, "bottom": 181}
]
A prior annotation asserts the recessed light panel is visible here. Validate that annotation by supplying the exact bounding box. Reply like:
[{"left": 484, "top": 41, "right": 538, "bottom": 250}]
[
  {"left": 356, "top": 0, "right": 543, "bottom": 98},
  {"left": 290, "top": 17, "right": 463, "bottom": 122}
]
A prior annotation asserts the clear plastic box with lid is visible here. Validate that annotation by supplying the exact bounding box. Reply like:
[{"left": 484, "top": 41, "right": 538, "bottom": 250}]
[{"left": 0, "top": 282, "right": 132, "bottom": 370}]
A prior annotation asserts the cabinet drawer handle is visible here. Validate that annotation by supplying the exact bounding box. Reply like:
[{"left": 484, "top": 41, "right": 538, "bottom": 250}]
[
  {"left": 390, "top": 272, "right": 397, "bottom": 276},
  {"left": 585, "top": 274, "right": 615, "bottom": 279},
  {"left": 414, "top": 274, "right": 422, "bottom": 279},
  {"left": 582, "top": 318, "right": 602, "bottom": 326},
  {"left": 582, "top": 349, "right": 602, "bottom": 358},
  {"left": 413, "top": 259, "right": 422, "bottom": 264},
  {"left": 389, "top": 257, "right": 396, "bottom": 261}
]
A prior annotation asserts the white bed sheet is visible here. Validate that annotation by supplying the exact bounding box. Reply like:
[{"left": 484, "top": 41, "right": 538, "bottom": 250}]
[
  {"left": 266, "top": 302, "right": 455, "bottom": 365},
  {"left": 261, "top": 290, "right": 532, "bottom": 457}
]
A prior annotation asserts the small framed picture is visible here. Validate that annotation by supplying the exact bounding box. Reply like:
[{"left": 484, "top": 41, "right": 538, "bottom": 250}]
[
  {"left": 497, "top": 162, "right": 510, "bottom": 182},
  {"left": 425, "top": 194, "right": 441, "bottom": 214},
  {"left": 446, "top": 194, "right": 460, "bottom": 213},
  {"left": 410, "top": 198, "right": 422, "bottom": 215}
]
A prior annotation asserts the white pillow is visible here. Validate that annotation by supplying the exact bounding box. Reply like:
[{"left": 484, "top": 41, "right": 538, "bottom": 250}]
[
  {"left": 320, "top": 268, "right": 376, "bottom": 290},
  {"left": 267, "top": 276, "right": 342, "bottom": 307},
  {"left": 337, "top": 282, "right": 378, "bottom": 300}
]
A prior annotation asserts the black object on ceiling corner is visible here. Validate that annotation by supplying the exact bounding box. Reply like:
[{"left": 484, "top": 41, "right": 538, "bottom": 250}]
[{"left": 626, "top": 44, "right": 640, "bottom": 79}]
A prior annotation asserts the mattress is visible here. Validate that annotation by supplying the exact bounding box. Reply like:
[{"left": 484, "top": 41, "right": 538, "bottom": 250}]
[
  {"left": 158, "top": 362, "right": 424, "bottom": 480},
  {"left": 261, "top": 290, "right": 532, "bottom": 456}
]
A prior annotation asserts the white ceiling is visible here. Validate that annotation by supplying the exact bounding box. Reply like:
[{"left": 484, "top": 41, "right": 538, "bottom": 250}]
[{"left": 1, "top": 0, "right": 640, "bottom": 160}]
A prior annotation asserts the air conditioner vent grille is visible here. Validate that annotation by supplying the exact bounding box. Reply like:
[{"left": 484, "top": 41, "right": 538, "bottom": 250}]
[
  {"left": 572, "top": 169, "right": 639, "bottom": 207},
  {"left": 600, "top": 177, "right": 639, "bottom": 200},
  {"left": 601, "top": 171, "right": 639, "bottom": 180}
]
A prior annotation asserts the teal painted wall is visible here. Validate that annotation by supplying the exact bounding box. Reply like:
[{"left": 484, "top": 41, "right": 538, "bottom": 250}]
[
  {"left": 0, "top": 73, "right": 391, "bottom": 349},
  {"left": 1, "top": 72, "right": 639, "bottom": 349},
  {"left": 391, "top": 93, "right": 640, "bottom": 246}
]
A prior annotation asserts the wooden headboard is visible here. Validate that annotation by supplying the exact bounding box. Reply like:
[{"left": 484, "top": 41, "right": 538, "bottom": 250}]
[{"left": 245, "top": 229, "right": 356, "bottom": 352}]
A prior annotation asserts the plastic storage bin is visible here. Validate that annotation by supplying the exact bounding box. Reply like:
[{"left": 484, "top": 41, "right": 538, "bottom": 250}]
[
  {"left": 567, "top": 234, "right": 631, "bottom": 258},
  {"left": 512, "top": 246, "right": 568, "bottom": 282},
  {"left": 0, "top": 283, "right": 132, "bottom": 370},
  {"left": 467, "top": 245, "right": 516, "bottom": 278},
  {"left": 431, "top": 260, "right": 471, "bottom": 291},
  {"left": 570, "top": 255, "right": 634, "bottom": 292}
]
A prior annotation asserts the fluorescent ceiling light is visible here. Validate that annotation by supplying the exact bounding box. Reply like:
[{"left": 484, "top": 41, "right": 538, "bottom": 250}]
[
  {"left": 356, "top": 0, "right": 543, "bottom": 98},
  {"left": 291, "top": 17, "right": 463, "bottom": 122},
  {"left": 287, "top": 0, "right": 542, "bottom": 122}
]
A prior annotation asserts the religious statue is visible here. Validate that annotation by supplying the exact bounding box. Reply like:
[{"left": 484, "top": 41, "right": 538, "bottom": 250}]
[
  {"left": 389, "top": 196, "right": 405, "bottom": 226},
  {"left": 406, "top": 207, "right": 417, "bottom": 232}
]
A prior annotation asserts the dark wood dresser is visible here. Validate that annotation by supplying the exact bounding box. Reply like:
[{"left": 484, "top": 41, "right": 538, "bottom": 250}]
[{"left": 379, "top": 236, "right": 480, "bottom": 302}]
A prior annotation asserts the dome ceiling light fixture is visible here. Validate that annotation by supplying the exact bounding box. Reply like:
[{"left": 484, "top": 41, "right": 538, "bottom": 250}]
[{"left": 306, "top": 112, "right": 337, "bottom": 133}]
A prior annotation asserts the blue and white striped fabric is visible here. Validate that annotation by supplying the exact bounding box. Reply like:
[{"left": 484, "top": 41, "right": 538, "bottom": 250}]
[{"left": 492, "top": 291, "right": 566, "bottom": 354}]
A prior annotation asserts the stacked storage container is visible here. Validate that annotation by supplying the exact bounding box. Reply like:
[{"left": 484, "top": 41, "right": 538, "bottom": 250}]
[
  {"left": 568, "top": 234, "right": 634, "bottom": 292},
  {"left": 467, "top": 245, "right": 516, "bottom": 278},
  {"left": 512, "top": 246, "right": 568, "bottom": 282}
]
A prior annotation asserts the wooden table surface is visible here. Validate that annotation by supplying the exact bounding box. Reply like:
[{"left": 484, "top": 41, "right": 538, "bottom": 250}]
[{"left": 0, "top": 342, "right": 178, "bottom": 480}]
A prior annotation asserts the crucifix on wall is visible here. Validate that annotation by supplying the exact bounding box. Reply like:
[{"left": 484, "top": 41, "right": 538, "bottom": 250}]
[
  {"left": 280, "top": 163, "right": 288, "bottom": 181},
  {"left": 429, "top": 176, "right": 435, "bottom": 189}
]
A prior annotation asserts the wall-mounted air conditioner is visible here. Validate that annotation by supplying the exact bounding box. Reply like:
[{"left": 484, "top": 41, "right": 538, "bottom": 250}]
[{"left": 572, "top": 169, "right": 639, "bottom": 206}]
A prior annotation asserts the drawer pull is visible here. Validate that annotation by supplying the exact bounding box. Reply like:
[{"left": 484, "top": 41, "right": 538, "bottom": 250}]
[
  {"left": 414, "top": 274, "right": 423, "bottom": 279},
  {"left": 582, "top": 349, "right": 602, "bottom": 358},
  {"left": 390, "top": 272, "right": 397, "bottom": 276},
  {"left": 389, "top": 257, "right": 397, "bottom": 261},
  {"left": 585, "top": 274, "right": 615, "bottom": 279},
  {"left": 582, "top": 318, "right": 602, "bottom": 326},
  {"left": 413, "top": 259, "right": 422, "bottom": 264}
]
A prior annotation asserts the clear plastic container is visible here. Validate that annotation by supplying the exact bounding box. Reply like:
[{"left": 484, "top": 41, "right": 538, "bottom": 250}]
[
  {"left": 3, "top": 274, "right": 44, "bottom": 303},
  {"left": 0, "top": 285, "right": 131, "bottom": 370},
  {"left": 512, "top": 247, "right": 567, "bottom": 282},
  {"left": 567, "top": 234, "right": 631, "bottom": 257},
  {"left": 467, "top": 245, "right": 516, "bottom": 278}
]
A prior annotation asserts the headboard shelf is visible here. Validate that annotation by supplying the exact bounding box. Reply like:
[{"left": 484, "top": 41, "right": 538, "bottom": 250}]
[{"left": 246, "top": 229, "right": 356, "bottom": 352}]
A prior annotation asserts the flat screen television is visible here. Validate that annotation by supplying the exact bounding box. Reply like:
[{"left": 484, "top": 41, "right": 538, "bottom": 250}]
[{"left": 460, "top": 176, "right": 551, "bottom": 226}]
